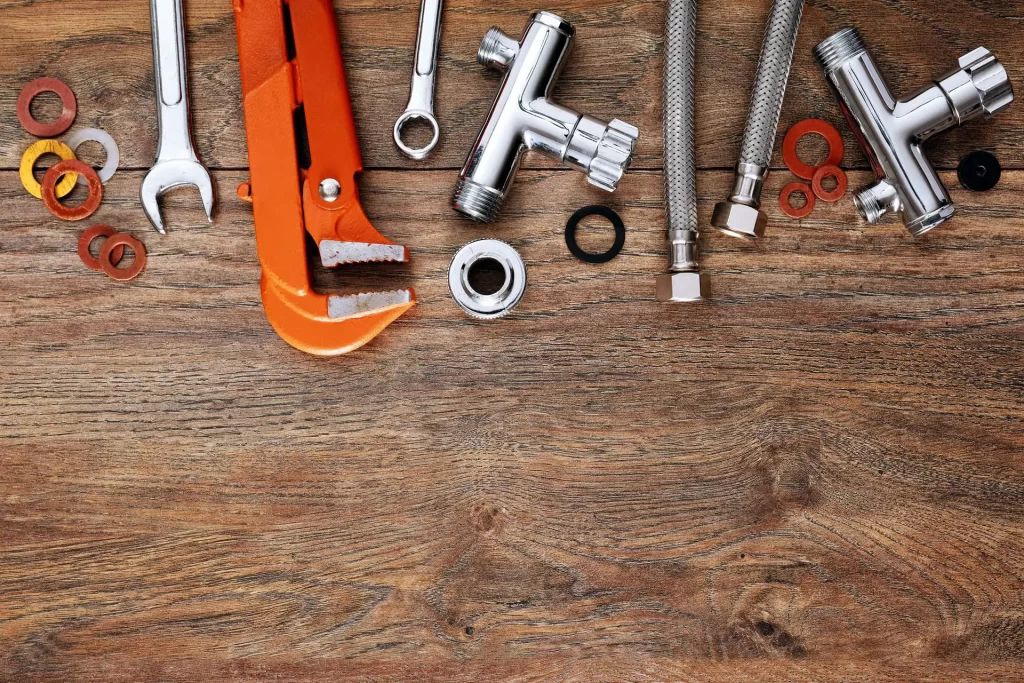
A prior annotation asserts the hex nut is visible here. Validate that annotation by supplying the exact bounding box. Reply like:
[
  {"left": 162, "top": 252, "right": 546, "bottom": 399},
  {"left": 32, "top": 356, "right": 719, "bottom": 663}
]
[
  {"left": 711, "top": 201, "right": 767, "bottom": 240},
  {"left": 657, "top": 271, "right": 707, "bottom": 303}
]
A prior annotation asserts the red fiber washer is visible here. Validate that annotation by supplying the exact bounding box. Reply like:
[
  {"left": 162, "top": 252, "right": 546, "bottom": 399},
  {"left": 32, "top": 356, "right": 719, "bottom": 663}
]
[
  {"left": 78, "top": 226, "right": 125, "bottom": 272},
  {"left": 41, "top": 160, "right": 103, "bottom": 222},
  {"left": 812, "top": 165, "right": 849, "bottom": 202},
  {"left": 17, "top": 77, "right": 77, "bottom": 137},
  {"left": 779, "top": 182, "right": 816, "bottom": 219},
  {"left": 100, "top": 234, "right": 148, "bottom": 282},
  {"left": 783, "top": 119, "right": 844, "bottom": 181}
]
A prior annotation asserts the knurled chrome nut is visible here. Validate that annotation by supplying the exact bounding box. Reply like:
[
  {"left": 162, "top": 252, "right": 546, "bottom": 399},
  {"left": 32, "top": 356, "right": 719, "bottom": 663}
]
[
  {"left": 657, "top": 271, "right": 707, "bottom": 303},
  {"left": 959, "top": 48, "right": 1014, "bottom": 116},
  {"left": 711, "top": 201, "right": 768, "bottom": 240},
  {"left": 587, "top": 119, "right": 640, "bottom": 192}
]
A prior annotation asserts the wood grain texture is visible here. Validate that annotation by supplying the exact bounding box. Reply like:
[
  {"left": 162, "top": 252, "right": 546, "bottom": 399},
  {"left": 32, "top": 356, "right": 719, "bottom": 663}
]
[{"left": 2, "top": 0, "right": 1024, "bottom": 681}]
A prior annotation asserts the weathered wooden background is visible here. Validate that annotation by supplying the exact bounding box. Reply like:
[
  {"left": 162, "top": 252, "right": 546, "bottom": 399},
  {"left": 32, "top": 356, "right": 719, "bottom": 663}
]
[{"left": 2, "top": 0, "right": 1024, "bottom": 681}]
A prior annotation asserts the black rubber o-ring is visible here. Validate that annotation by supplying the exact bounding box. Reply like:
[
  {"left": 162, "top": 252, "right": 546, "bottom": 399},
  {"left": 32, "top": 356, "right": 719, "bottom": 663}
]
[{"left": 565, "top": 206, "right": 626, "bottom": 264}]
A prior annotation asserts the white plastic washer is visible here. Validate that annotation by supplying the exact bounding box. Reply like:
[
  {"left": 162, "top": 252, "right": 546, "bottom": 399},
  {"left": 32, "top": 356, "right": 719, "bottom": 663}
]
[
  {"left": 449, "top": 240, "right": 527, "bottom": 320},
  {"left": 64, "top": 128, "right": 120, "bottom": 186}
]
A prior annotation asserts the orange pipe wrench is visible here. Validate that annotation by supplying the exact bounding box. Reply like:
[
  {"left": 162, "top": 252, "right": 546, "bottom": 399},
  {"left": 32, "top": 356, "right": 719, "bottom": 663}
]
[{"left": 233, "top": 0, "right": 415, "bottom": 356}]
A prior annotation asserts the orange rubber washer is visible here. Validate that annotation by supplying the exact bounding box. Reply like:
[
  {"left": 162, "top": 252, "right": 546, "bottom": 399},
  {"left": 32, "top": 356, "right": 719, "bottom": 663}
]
[
  {"left": 78, "top": 225, "right": 125, "bottom": 271},
  {"left": 783, "top": 119, "right": 844, "bottom": 181},
  {"left": 780, "top": 182, "right": 816, "bottom": 219},
  {"left": 41, "top": 160, "right": 103, "bottom": 221},
  {"left": 17, "top": 77, "right": 77, "bottom": 138},
  {"left": 100, "top": 233, "right": 147, "bottom": 282},
  {"left": 812, "top": 164, "right": 848, "bottom": 202}
]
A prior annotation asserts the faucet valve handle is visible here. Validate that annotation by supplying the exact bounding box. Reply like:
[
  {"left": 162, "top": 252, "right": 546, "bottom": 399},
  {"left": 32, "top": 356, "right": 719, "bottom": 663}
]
[
  {"left": 940, "top": 48, "right": 1014, "bottom": 123},
  {"left": 585, "top": 119, "right": 640, "bottom": 192}
]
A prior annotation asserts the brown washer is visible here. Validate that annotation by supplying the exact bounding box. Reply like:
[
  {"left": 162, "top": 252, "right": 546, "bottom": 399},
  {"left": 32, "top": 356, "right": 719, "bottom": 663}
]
[
  {"left": 78, "top": 225, "right": 125, "bottom": 272},
  {"left": 783, "top": 119, "right": 845, "bottom": 181},
  {"left": 779, "top": 182, "right": 816, "bottom": 219},
  {"left": 17, "top": 77, "right": 78, "bottom": 138},
  {"left": 41, "top": 160, "right": 103, "bottom": 222},
  {"left": 812, "top": 164, "right": 849, "bottom": 202},
  {"left": 100, "top": 233, "right": 147, "bottom": 282}
]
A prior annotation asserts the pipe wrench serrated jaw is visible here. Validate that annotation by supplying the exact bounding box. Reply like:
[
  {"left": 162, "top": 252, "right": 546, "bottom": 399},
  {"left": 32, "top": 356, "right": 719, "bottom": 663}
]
[{"left": 233, "top": 0, "right": 415, "bottom": 356}]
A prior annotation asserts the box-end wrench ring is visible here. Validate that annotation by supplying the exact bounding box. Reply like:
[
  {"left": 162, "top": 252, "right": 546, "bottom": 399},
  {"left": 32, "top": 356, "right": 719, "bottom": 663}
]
[{"left": 394, "top": 0, "right": 443, "bottom": 161}]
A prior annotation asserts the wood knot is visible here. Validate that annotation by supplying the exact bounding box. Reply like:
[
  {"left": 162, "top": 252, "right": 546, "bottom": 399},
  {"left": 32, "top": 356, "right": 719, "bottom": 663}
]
[
  {"left": 469, "top": 503, "right": 505, "bottom": 535},
  {"left": 754, "top": 620, "right": 807, "bottom": 658}
]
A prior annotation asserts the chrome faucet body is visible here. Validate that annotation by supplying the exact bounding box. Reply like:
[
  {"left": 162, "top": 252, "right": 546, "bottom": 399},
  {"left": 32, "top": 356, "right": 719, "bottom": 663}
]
[
  {"left": 815, "top": 28, "right": 1013, "bottom": 236},
  {"left": 453, "top": 11, "right": 639, "bottom": 223}
]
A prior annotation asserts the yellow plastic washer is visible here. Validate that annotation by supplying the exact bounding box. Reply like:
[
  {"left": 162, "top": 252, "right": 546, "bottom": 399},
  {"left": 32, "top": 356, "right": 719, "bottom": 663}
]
[{"left": 20, "top": 140, "right": 79, "bottom": 200}]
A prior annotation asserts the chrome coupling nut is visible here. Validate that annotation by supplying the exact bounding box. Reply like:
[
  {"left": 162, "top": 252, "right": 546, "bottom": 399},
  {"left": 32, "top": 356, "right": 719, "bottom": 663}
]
[
  {"left": 453, "top": 12, "right": 640, "bottom": 223},
  {"left": 815, "top": 28, "right": 1014, "bottom": 236},
  {"left": 449, "top": 240, "right": 527, "bottom": 319}
]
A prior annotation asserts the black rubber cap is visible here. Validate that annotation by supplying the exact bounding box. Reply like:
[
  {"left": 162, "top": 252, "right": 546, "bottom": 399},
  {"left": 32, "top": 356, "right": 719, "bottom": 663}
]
[
  {"left": 565, "top": 206, "right": 626, "bottom": 264},
  {"left": 958, "top": 151, "right": 1002, "bottom": 192}
]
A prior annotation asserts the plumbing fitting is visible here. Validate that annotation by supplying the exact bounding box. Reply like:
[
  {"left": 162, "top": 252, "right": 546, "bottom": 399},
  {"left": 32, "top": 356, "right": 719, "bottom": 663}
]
[
  {"left": 449, "top": 240, "right": 527, "bottom": 319},
  {"left": 453, "top": 11, "right": 639, "bottom": 223},
  {"left": 712, "top": 0, "right": 805, "bottom": 240},
  {"left": 657, "top": 0, "right": 705, "bottom": 303},
  {"left": 815, "top": 28, "right": 1014, "bottom": 236}
]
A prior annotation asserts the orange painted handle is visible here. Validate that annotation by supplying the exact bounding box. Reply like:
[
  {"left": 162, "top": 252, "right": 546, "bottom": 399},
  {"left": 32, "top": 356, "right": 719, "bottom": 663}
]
[{"left": 234, "top": 0, "right": 413, "bottom": 356}]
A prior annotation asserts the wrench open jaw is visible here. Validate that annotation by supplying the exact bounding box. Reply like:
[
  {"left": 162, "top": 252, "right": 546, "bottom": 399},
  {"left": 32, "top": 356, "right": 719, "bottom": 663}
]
[
  {"left": 233, "top": 0, "right": 415, "bottom": 356},
  {"left": 141, "top": 159, "right": 215, "bottom": 235}
]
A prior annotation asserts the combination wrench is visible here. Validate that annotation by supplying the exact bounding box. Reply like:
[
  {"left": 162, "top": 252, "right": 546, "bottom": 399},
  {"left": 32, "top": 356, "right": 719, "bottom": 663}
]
[
  {"left": 393, "top": 0, "right": 443, "bottom": 160},
  {"left": 141, "top": 0, "right": 215, "bottom": 234}
]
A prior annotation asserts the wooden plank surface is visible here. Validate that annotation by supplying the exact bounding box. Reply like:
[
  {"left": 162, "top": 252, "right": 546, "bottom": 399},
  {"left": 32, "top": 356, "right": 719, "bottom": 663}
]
[{"left": 2, "top": 0, "right": 1024, "bottom": 681}]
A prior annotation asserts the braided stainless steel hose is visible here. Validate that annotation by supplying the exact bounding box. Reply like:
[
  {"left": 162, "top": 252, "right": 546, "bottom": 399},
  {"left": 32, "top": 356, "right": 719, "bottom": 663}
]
[
  {"left": 657, "top": 0, "right": 706, "bottom": 302},
  {"left": 711, "top": 0, "right": 805, "bottom": 240}
]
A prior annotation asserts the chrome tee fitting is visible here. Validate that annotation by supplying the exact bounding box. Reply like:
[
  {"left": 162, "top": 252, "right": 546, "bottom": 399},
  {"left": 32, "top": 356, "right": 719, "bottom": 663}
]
[
  {"left": 453, "top": 11, "right": 640, "bottom": 223},
  {"left": 815, "top": 28, "right": 1014, "bottom": 237}
]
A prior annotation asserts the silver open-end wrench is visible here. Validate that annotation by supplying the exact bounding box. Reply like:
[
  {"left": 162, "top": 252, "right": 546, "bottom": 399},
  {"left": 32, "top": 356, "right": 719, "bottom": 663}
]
[
  {"left": 141, "top": 0, "right": 214, "bottom": 234},
  {"left": 393, "top": 0, "right": 443, "bottom": 160}
]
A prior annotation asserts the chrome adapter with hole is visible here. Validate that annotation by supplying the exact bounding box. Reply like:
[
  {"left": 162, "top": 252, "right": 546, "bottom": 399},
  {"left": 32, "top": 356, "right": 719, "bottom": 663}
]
[{"left": 449, "top": 240, "right": 526, "bottom": 320}]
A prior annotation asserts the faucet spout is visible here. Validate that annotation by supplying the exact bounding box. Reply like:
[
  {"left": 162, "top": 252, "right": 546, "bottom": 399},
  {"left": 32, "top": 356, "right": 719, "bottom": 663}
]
[
  {"left": 453, "top": 12, "right": 640, "bottom": 223},
  {"left": 815, "top": 28, "right": 1013, "bottom": 237}
]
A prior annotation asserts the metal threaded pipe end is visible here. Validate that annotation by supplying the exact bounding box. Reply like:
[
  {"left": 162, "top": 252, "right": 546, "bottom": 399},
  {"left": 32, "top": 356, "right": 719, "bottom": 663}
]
[
  {"left": 853, "top": 186, "right": 884, "bottom": 224},
  {"left": 478, "top": 28, "right": 512, "bottom": 68},
  {"left": 453, "top": 180, "right": 504, "bottom": 223},
  {"left": 814, "top": 28, "right": 867, "bottom": 74}
]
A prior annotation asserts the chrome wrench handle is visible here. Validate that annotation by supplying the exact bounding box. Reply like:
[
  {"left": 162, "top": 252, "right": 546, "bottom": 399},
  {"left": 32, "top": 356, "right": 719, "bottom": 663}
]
[
  {"left": 151, "top": 0, "right": 200, "bottom": 166},
  {"left": 394, "top": 0, "right": 443, "bottom": 160}
]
